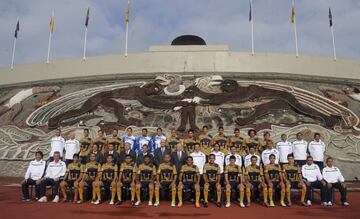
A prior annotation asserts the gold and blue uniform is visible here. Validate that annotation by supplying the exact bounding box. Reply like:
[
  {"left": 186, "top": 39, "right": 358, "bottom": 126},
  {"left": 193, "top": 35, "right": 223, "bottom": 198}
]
[
  {"left": 228, "top": 136, "right": 244, "bottom": 155},
  {"left": 79, "top": 137, "right": 92, "bottom": 163},
  {"left": 198, "top": 134, "right": 213, "bottom": 156},
  {"left": 225, "top": 164, "right": 242, "bottom": 189},
  {"left": 264, "top": 164, "right": 282, "bottom": 187},
  {"left": 120, "top": 162, "right": 135, "bottom": 186},
  {"left": 212, "top": 135, "right": 228, "bottom": 154},
  {"left": 166, "top": 136, "right": 181, "bottom": 153},
  {"left": 203, "top": 163, "right": 221, "bottom": 185},
  {"left": 282, "top": 164, "right": 301, "bottom": 188},
  {"left": 183, "top": 137, "right": 198, "bottom": 155},
  {"left": 93, "top": 137, "right": 108, "bottom": 154},
  {"left": 136, "top": 163, "right": 156, "bottom": 186},
  {"left": 243, "top": 138, "right": 259, "bottom": 153},
  {"left": 245, "top": 165, "right": 263, "bottom": 187},
  {"left": 158, "top": 162, "right": 177, "bottom": 186},
  {"left": 107, "top": 137, "right": 123, "bottom": 153},
  {"left": 180, "top": 164, "right": 199, "bottom": 189},
  {"left": 66, "top": 163, "right": 83, "bottom": 186}
]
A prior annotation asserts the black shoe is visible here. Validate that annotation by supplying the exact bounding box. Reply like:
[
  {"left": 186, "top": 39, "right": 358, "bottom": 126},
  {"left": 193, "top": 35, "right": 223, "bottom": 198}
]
[
  {"left": 204, "top": 202, "right": 208, "bottom": 208},
  {"left": 117, "top": 200, "right": 123, "bottom": 205},
  {"left": 216, "top": 202, "right": 222, "bottom": 208}
]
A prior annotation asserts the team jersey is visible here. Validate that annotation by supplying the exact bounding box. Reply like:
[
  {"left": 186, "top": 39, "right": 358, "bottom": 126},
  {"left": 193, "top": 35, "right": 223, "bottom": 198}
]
[
  {"left": 93, "top": 137, "right": 108, "bottom": 153},
  {"left": 122, "top": 135, "right": 136, "bottom": 151},
  {"left": 243, "top": 138, "right": 259, "bottom": 152},
  {"left": 107, "top": 137, "right": 123, "bottom": 153},
  {"left": 224, "top": 164, "right": 242, "bottom": 183},
  {"left": 84, "top": 162, "right": 101, "bottom": 181},
  {"left": 228, "top": 136, "right": 244, "bottom": 155},
  {"left": 135, "top": 136, "right": 152, "bottom": 153},
  {"left": 180, "top": 164, "right": 199, "bottom": 183},
  {"left": 265, "top": 164, "right": 282, "bottom": 182},
  {"left": 151, "top": 134, "right": 167, "bottom": 150},
  {"left": 282, "top": 164, "right": 301, "bottom": 182},
  {"left": 101, "top": 163, "right": 118, "bottom": 181},
  {"left": 212, "top": 135, "right": 228, "bottom": 154},
  {"left": 79, "top": 137, "right": 92, "bottom": 157},
  {"left": 157, "top": 162, "right": 177, "bottom": 183},
  {"left": 166, "top": 136, "right": 181, "bottom": 152},
  {"left": 245, "top": 165, "right": 263, "bottom": 182},
  {"left": 198, "top": 134, "right": 213, "bottom": 156},
  {"left": 66, "top": 162, "right": 84, "bottom": 181},
  {"left": 203, "top": 163, "right": 221, "bottom": 183},
  {"left": 120, "top": 162, "right": 135, "bottom": 183},
  {"left": 183, "top": 137, "right": 198, "bottom": 155},
  {"left": 136, "top": 163, "right": 156, "bottom": 182},
  {"left": 258, "top": 140, "right": 270, "bottom": 154}
]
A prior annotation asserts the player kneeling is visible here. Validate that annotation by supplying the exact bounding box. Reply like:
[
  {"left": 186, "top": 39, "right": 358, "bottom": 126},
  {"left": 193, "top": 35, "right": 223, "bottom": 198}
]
[
  {"left": 282, "top": 154, "right": 307, "bottom": 206},
  {"left": 203, "top": 154, "right": 222, "bottom": 208},
  {"left": 135, "top": 155, "right": 156, "bottom": 206},
  {"left": 264, "top": 154, "right": 286, "bottom": 207},
  {"left": 78, "top": 153, "right": 101, "bottom": 204},
  {"left": 177, "top": 156, "right": 201, "bottom": 208},
  {"left": 225, "top": 155, "right": 245, "bottom": 208},
  {"left": 117, "top": 155, "right": 136, "bottom": 205},
  {"left": 92, "top": 154, "right": 118, "bottom": 205},
  {"left": 245, "top": 155, "right": 267, "bottom": 207},
  {"left": 155, "top": 154, "right": 177, "bottom": 207},
  {"left": 60, "top": 153, "right": 83, "bottom": 203}
]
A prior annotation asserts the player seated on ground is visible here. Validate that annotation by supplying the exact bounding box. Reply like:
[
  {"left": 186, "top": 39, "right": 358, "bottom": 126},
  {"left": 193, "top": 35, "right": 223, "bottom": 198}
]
[
  {"left": 78, "top": 153, "right": 101, "bottom": 204},
  {"left": 117, "top": 154, "right": 136, "bottom": 205},
  {"left": 224, "top": 155, "right": 245, "bottom": 208},
  {"left": 203, "top": 154, "right": 222, "bottom": 208},
  {"left": 155, "top": 153, "right": 177, "bottom": 207},
  {"left": 282, "top": 154, "right": 307, "bottom": 206},
  {"left": 38, "top": 151, "right": 66, "bottom": 203},
  {"left": 21, "top": 151, "right": 46, "bottom": 201},
  {"left": 60, "top": 153, "right": 83, "bottom": 203},
  {"left": 177, "top": 156, "right": 201, "bottom": 208},
  {"left": 264, "top": 154, "right": 285, "bottom": 207},
  {"left": 92, "top": 154, "right": 118, "bottom": 205},
  {"left": 134, "top": 155, "right": 156, "bottom": 206},
  {"left": 322, "top": 157, "right": 349, "bottom": 206},
  {"left": 245, "top": 155, "right": 267, "bottom": 207}
]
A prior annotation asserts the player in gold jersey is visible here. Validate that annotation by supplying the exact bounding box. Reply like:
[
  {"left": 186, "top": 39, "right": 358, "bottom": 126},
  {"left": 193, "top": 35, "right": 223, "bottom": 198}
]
[
  {"left": 203, "top": 154, "right": 222, "bottom": 208},
  {"left": 166, "top": 128, "right": 181, "bottom": 153},
  {"left": 183, "top": 129, "right": 198, "bottom": 155},
  {"left": 60, "top": 153, "right": 83, "bottom": 203},
  {"left": 264, "top": 154, "right": 285, "bottom": 207},
  {"left": 224, "top": 155, "right": 245, "bottom": 208},
  {"left": 117, "top": 154, "right": 136, "bottom": 205},
  {"left": 78, "top": 153, "right": 101, "bottom": 204},
  {"left": 198, "top": 126, "right": 213, "bottom": 157},
  {"left": 134, "top": 155, "right": 156, "bottom": 206},
  {"left": 211, "top": 126, "right": 228, "bottom": 154},
  {"left": 79, "top": 129, "right": 92, "bottom": 164},
  {"left": 93, "top": 130, "right": 108, "bottom": 154},
  {"left": 243, "top": 129, "right": 259, "bottom": 154},
  {"left": 227, "top": 128, "right": 244, "bottom": 155},
  {"left": 107, "top": 128, "right": 123, "bottom": 153}
]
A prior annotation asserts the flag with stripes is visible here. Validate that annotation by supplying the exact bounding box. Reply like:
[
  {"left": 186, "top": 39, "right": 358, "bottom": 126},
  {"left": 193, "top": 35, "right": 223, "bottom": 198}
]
[
  {"left": 249, "top": 1, "right": 252, "bottom": 22},
  {"left": 125, "top": 0, "right": 130, "bottom": 23},
  {"left": 49, "top": 15, "right": 54, "bottom": 33},
  {"left": 329, "top": 8, "right": 333, "bottom": 27},
  {"left": 14, "top": 20, "right": 20, "bottom": 38},
  {"left": 291, "top": 3, "right": 296, "bottom": 23},
  {"left": 85, "top": 8, "right": 90, "bottom": 27}
]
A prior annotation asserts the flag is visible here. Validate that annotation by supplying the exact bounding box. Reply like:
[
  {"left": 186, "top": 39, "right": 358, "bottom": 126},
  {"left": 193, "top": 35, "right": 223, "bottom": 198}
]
[
  {"left": 85, "top": 8, "right": 90, "bottom": 27},
  {"left": 125, "top": 0, "right": 130, "bottom": 23},
  {"left": 49, "top": 15, "right": 54, "bottom": 33},
  {"left": 14, "top": 20, "right": 20, "bottom": 38},
  {"left": 329, "top": 8, "right": 333, "bottom": 27},
  {"left": 249, "top": 1, "right": 252, "bottom": 22},
  {"left": 291, "top": 3, "right": 296, "bottom": 23}
]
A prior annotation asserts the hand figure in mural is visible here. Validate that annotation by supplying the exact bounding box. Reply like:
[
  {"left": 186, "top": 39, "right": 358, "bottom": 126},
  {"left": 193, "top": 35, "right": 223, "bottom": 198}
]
[
  {"left": 0, "top": 86, "right": 60, "bottom": 124},
  {"left": 319, "top": 85, "right": 360, "bottom": 106}
]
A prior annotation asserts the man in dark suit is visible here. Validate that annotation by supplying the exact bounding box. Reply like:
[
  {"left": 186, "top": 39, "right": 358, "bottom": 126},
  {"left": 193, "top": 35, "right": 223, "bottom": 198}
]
[
  {"left": 103, "top": 143, "right": 120, "bottom": 165},
  {"left": 119, "top": 142, "right": 136, "bottom": 164},
  {"left": 154, "top": 140, "right": 171, "bottom": 167},
  {"left": 171, "top": 142, "right": 187, "bottom": 173},
  {"left": 136, "top": 144, "right": 153, "bottom": 165}
]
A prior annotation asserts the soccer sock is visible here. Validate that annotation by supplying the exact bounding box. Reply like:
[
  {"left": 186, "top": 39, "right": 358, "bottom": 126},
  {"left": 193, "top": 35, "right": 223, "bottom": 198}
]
[
  {"left": 136, "top": 186, "right": 141, "bottom": 202},
  {"left": 155, "top": 185, "right": 160, "bottom": 203},
  {"left": 60, "top": 185, "right": 67, "bottom": 200},
  {"left": 149, "top": 185, "right": 154, "bottom": 203},
  {"left": 171, "top": 186, "right": 176, "bottom": 203},
  {"left": 280, "top": 188, "right": 286, "bottom": 203},
  {"left": 217, "top": 186, "right": 222, "bottom": 203},
  {"left": 204, "top": 186, "right": 209, "bottom": 203},
  {"left": 195, "top": 188, "right": 200, "bottom": 205},
  {"left": 286, "top": 187, "right": 291, "bottom": 202},
  {"left": 263, "top": 187, "right": 268, "bottom": 203},
  {"left": 268, "top": 188, "right": 273, "bottom": 203},
  {"left": 111, "top": 186, "right": 116, "bottom": 201},
  {"left": 74, "top": 187, "right": 78, "bottom": 201},
  {"left": 240, "top": 188, "right": 244, "bottom": 203},
  {"left": 178, "top": 187, "right": 183, "bottom": 203},
  {"left": 96, "top": 185, "right": 101, "bottom": 201},
  {"left": 92, "top": 185, "right": 96, "bottom": 200},
  {"left": 131, "top": 184, "right": 136, "bottom": 201},
  {"left": 246, "top": 187, "right": 251, "bottom": 203},
  {"left": 301, "top": 186, "right": 306, "bottom": 202},
  {"left": 226, "top": 187, "right": 231, "bottom": 203},
  {"left": 79, "top": 185, "right": 84, "bottom": 201},
  {"left": 117, "top": 185, "right": 122, "bottom": 201}
]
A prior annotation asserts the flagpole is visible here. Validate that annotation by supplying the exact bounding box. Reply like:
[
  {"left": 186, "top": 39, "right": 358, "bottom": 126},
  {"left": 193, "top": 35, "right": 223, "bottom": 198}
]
[
  {"left": 125, "top": 21, "right": 129, "bottom": 57},
  {"left": 47, "top": 10, "right": 54, "bottom": 64},
  {"left": 330, "top": 25, "right": 336, "bottom": 61},
  {"left": 11, "top": 35, "right": 17, "bottom": 70},
  {"left": 83, "top": 27, "right": 88, "bottom": 60},
  {"left": 250, "top": 0, "right": 254, "bottom": 56},
  {"left": 292, "top": 0, "right": 299, "bottom": 58}
]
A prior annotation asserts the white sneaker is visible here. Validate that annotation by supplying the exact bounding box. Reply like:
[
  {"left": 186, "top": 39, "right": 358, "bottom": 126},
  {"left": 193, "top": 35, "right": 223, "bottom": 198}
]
[
  {"left": 240, "top": 202, "right": 245, "bottom": 208},
  {"left": 327, "top": 201, "right": 332, "bottom": 206},
  {"left": 322, "top": 202, "right": 328, "bottom": 206},
  {"left": 225, "top": 202, "right": 231, "bottom": 208},
  {"left": 343, "top": 202, "right": 350, "bottom": 206},
  {"left": 154, "top": 201, "right": 159, "bottom": 207},
  {"left": 94, "top": 200, "right": 101, "bottom": 205},
  {"left": 38, "top": 196, "right": 47, "bottom": 203},
  {"left": 171, "top": 202, "right": 176, "bottom": 207},
  {"left": 306, "top": 200, "right": 312, "bottom": 206},
  {"left": 52, "top": 195, "right": 59, "bottom": 203},
  {"left": 109, "top": 200, "right": 115, "bottom": 205},
  {"left": 148, "top": 201, "right": 153, "bottom": 206},
  {"left": 135, "top": 200, "right": 141, "bottom": 206},
  {"left": 91, "top": 200, "right": 95, "bottom": 204}
]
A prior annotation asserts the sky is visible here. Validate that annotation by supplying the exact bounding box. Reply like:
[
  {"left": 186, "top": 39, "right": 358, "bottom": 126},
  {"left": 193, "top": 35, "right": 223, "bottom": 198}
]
[{"left": 0, "top": 0, "right": 359, "bottom": 67}]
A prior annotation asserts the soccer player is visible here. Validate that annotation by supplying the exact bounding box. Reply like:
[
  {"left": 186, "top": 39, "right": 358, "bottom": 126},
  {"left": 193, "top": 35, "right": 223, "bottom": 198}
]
[
  {"left": 135, "top": 128, "right": 152, "bottom": 154},
  {"left": 78, "top": 153, "right": 101, "bottom": 204},
  {"left": 225, "top": 145, "right": 242, "bottom": 167},
  {"left": 301, "top": 155, "right": 326, "bottom": 206},
  {"left": 60, "top": 153, "right": 83, "bottom": 203},
  {"left": 134, "top": 155, "right": 156, "bottom": 206},
  {"left": 276, "top": 134, "right": 293, "bottom": 166},
  {"left": 79, "top": 129, "right": 92, "bottom": 164},
  {"left": 244, "top": 155, "right": 266, "bottom": 207},
  {"left": 282, "top": 154, "right": 307, "bottom": 206},
  {"left": 93, "top": 129, "right": 108, "bottom": 154},
  {"left": 122, "top": 127, "right": 136, "bottom": 152},
  {"left": 151, "top": 127, "right": 167, "bottom": 151},
  {"left": 38, "top": 151, "right": 66, "bottom": 203},
  {"left": 211, "top": 126, "right": 228, "bottom": 154},
  {"left": 227, "top": 128, "right": 244, "bottom": 155},
  {"left": 177, "top": 156, "right": 201, "bottom": 208},
  {"left": 258, "top": 132, "right": 271, "bottom": 154},
  {"left": 211, "top": 143, "right": 225, "bottom": 174},
  {"left": 261, "top": 140, "right": 279, "bottom": 165},
  {"left": 292, "top": 132, "right": 308, "bottom": 167},
  {"left": 224, "top": 155, "right": 245, "bottom": 208},
  {"left": 64, "top": 132, "right": 80, "bottom": 166},
  {"left": 244, "top": 146, "right": 260, "bottom": 167},
  {"left": 264, "top": 154, "right": 285, "bottom": 207},
  {"left": 203, "top": 154, "right": 222, "bottom": 208},
  {"left": 190, "top": 143, "right": 206, "bottom": 175},
  {"left": 166, "top": 128, "right": 181, "bottom": 153},
  {"left": 183, "top": 129, "right": 198, "bottom": 155},
  {"left": 155, "top": 154, "right": 177, "bottom": 207},
  {"left": 49, "top": 128, "right": 66, "bottom": 161},
  {"left": 198, "top": 126, "right": 213, "bottom": 157},
  {"left": 322, "top": 157, "right": 349, "bottom": 206},
  {"left": 117, "top": 154, "right": 136, "bottom": 205},
  {"left": 308, "top": 133, "right": 326, "bottom": 170},
  {"left": 21, "top": 151, "right": 46, "bottom": 201},
  {"left": 242, "top": 129, "right": 259, "bottom": 154},
  {"left": 92, "top": 154, "right": 118, "bottom": 205},
  {"left": 108, "top": 128, "right": 123, "bottom": 153}
]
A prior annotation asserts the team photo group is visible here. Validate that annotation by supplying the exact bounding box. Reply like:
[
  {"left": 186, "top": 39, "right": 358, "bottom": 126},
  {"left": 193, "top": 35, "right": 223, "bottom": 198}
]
[{"left": 21, "top": 126, "right": 349, "bottom": 208}]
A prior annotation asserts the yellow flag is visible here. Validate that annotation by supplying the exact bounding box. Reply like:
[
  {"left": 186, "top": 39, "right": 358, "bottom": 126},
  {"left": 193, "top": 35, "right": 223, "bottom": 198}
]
[
  {"left": 291, "top": 4, "right": 295, "bottom": 23},
  {"left": 125, "top": 0, "right": 130, "bottom": 23},
  {"left": 49, "top": 15, "right": 54, "bottom": 33}
]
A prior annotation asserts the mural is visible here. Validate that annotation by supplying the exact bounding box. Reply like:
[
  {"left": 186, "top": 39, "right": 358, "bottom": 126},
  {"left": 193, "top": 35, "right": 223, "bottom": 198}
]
[{"left": 0, "top": 75, "right": 359, "bottom": 179}]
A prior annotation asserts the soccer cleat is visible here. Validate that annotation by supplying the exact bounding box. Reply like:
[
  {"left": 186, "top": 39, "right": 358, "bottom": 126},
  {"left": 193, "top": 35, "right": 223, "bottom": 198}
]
[
  {"left": 195, "top": 203, "right": 200, "bottom": 208},
  {"left": 134, "top": 200, "right": 141, "bottom": 206},
  {"left": 225, "top": 202, "right": 231, "bottom": 208},
  {"left": 327, "top": 201, "right": 332, "bottom": 206},
  {"left": 117, "top": 200, "right": 123, "bottom": 205},
  {"left": 287, "top": 200, "right": 292, "bottom": 207},
  {"left": 301, "top": 201, "right": 307, "bottom": 206},
  {"left": 343, "top": 202, "right": 350, "bottom": 206},
  {"left": 216, "top": 202, "right": 221, "bottom": 208},
  {"left": 177, "top": 202, "right": 183, "bottom": 208},
  {"left": 280, "top": 201, "right": 287, "bottom": 207},
  {"left": 154, "top": 201, "right": 160, "bottom": 207},
  {"left": 269, "top": 201, "right": 275, "bottom": 207},
  {"left": 94, "top": 200, "right": 101, "bottom": 205},
  {"left": 91, "top": 199, "right": 96, "bottom": 204},
  {"left": 148, "top": 201, "right": 153, "bottom": 206},
  {"left": 239, "top": 202, "right": 245, "bottom": 208},
  {"left": 60, "top": 198, "right": 67, "bottom": 203},
  {"left": 171, "top": 202, "right": 176, "bottom": 207},
  {"left": 52, "top": 195, "right": 59, "bottom": 203},
  {"left": 246, "top": 203, "right": 251, "bottom": 208},
  {"left": 72, "top": 198, "right": 78, "bottom": 204},
  {"left": 77, "top": 200, "right": 84, "bottom": 204},
  {"left": 264, "top": 202, "right": 270, "bottom": 208},
  {"left": 203, "top": 202, "right": 208, "bottom": 208},
  {"left": 109, "top": 200, "right": 115, "bottom": 205},
  {"left": 321, "top": 202, "right": 328, "bottom": 206},
  {"left": 306, "top": 200, "right": 312, "bottom": 206},
  {"left": 38, "top": 196, "right": 47, "bottom": 203}
]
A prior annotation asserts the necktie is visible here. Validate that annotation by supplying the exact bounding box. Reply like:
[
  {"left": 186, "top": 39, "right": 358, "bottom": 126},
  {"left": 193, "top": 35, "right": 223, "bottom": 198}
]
[
  {"left": 178, "top": 152, "right": 181, "bottom": 160},
  {"left": 161, "top": 148, "right": 164, "bottom": 154}
]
